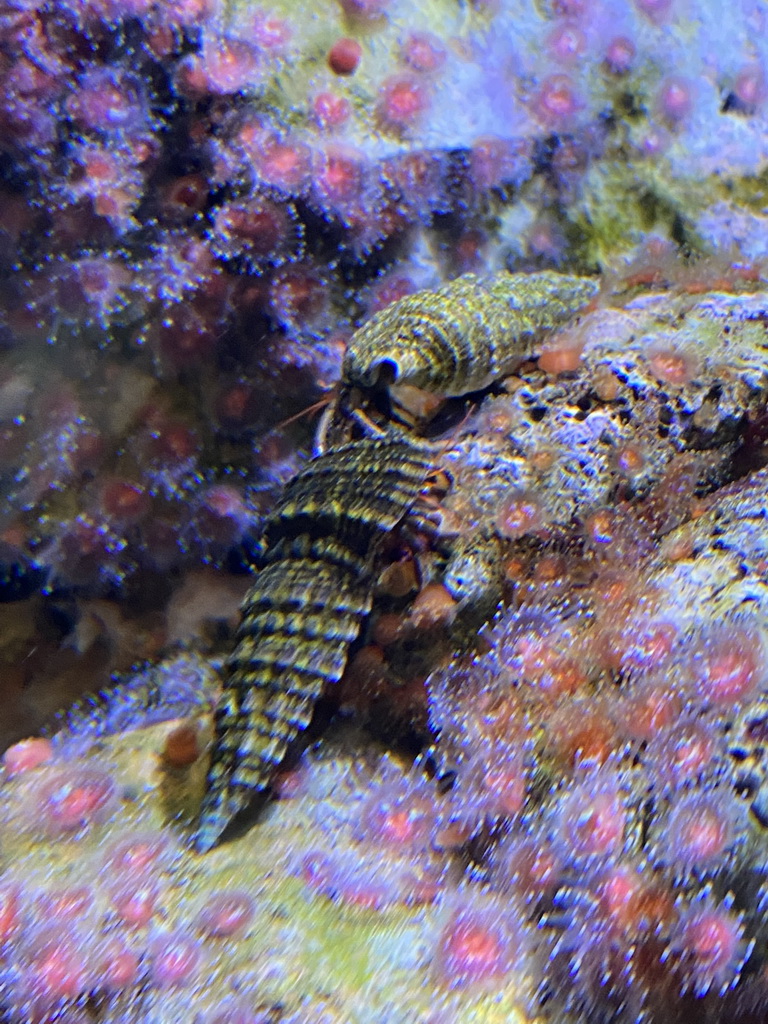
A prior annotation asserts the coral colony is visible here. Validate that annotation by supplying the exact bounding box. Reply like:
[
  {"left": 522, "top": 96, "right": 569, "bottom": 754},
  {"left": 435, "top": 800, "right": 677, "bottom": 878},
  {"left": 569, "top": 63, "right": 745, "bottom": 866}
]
[{"left": 3, "top": 0, "right": 768, "bottom": 1020}]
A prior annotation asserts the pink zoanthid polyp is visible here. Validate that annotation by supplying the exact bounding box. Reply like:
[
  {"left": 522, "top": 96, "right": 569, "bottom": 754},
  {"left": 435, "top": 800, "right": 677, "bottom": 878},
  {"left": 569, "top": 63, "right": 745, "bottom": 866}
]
[
  {"left": 36, "top": 767, "right": 117, "bottom": 835},
  {"left": 666, "top": 894, "right": 751, "bottom": 996},
  {"left": 434, "top": 893, "right": 529, "bottom": 990},
  {"left": 680, "top": 623, "right": 761, "bottom": 707},
  {"left": 197, "top": 890, "right": 255, "bottom": 938},
  {"left": 554, "top": 769, "right": 627, "bottom": 864}
]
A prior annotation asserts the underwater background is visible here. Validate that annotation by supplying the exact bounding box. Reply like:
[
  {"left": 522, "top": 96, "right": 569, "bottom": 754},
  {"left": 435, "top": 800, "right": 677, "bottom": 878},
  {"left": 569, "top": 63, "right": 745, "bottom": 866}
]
[{"left": 3, "top": 0, "right": 768, "bottom": 1019}]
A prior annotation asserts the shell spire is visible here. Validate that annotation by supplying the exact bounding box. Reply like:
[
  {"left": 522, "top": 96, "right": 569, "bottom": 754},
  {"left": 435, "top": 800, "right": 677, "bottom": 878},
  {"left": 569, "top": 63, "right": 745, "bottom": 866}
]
[{"left": 194, "top": 436, "right": 442, "bottom": 852}]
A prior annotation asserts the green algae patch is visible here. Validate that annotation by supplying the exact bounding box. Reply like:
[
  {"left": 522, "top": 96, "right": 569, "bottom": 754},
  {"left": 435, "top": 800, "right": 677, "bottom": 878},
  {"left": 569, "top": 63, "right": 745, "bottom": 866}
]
[{"left": 572, "top": 157, "right": 717, "bottom": 268}]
